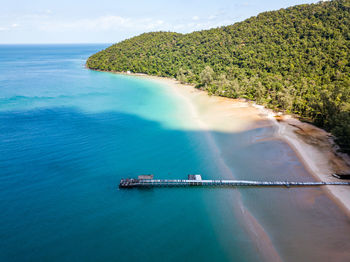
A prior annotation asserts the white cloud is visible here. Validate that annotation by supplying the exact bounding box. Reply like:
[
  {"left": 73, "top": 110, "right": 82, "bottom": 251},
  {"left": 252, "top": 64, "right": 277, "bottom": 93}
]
[
  {"left": 0, "top": 23, "right": 19, "bottom": 31},
  {"left": 0, "top": 11, "right": 235, "bottom": 40},
  {"left": 37, "top": 15, "right": 168, "bottom": 32}
]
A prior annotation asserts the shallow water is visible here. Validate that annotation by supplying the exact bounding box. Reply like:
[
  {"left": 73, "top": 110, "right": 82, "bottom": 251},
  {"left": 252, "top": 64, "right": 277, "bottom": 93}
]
[
  {"left": 212, "top": 124, "right": 350, "bottom": 261},
  {"left": 1, "top": 44, "right": 350, "bottom": 262}
]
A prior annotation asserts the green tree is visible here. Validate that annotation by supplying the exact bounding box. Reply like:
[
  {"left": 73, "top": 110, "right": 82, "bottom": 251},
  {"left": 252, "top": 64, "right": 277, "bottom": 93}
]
[
  {"left": 86, "top": 0, "right": 350, "bottom": 152},
  {"left": 176, "top": 68, "right": 187, "bottom": 84},
  {"left": 200, "top": 66, "right": 214, "bottom": 87}
]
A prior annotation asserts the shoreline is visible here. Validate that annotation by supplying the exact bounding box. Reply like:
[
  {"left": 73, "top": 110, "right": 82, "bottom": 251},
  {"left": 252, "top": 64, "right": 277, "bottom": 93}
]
[
  {"left": 91, "top": 69, "right": 350, "bottom": 260},
  {"left": 116, "top": 72, "right": 283, "bottom": 261},
  {"left": 115, "top": 71, "right": 350, "bottom": 217}
]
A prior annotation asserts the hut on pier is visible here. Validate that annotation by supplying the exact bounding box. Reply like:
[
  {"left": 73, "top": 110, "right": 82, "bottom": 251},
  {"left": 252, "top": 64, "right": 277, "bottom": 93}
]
[
  {"left": 188, "top": 174, "right": 202, "bottom": 181},
  {"left": 138, "top": 174, "right": 154, "bottom": 180}
]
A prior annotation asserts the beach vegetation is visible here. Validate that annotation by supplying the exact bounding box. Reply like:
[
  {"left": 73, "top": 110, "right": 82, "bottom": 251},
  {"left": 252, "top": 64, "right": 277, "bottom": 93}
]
[{"left": 87, "top": 0, "right": 350, "bottom": 153}]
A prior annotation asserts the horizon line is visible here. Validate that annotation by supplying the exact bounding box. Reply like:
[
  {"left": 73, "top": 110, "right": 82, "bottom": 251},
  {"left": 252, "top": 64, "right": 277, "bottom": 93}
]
[{"left": 0, "top": 42, "right": 114, "bottom": 45}]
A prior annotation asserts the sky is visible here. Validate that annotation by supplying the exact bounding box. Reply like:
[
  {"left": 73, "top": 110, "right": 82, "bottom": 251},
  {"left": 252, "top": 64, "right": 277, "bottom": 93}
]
[{"left": 0, "top": 0, "right": 319, "bottom": 44}]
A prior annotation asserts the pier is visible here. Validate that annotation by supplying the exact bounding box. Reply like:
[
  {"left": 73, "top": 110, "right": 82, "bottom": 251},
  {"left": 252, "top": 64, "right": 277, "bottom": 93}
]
[{"left": 119, "top": 175, "right": 350, "bottom": 189}]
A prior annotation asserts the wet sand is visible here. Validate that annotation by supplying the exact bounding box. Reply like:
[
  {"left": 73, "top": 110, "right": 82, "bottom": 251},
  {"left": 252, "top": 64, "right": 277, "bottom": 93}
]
[{"left": 275, "top": 116, "right": 350, "bottom": 216}]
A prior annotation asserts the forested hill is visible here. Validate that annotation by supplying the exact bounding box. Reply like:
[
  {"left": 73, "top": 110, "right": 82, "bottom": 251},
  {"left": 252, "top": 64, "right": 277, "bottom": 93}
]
[{"left": 87, "top": 0, "right": 350, "bottom": 153}]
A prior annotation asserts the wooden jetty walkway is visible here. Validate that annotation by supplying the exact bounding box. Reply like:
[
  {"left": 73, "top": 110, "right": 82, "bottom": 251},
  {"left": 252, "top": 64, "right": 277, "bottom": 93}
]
[{"left": 119, "top": 174, "right": 350, "bottom": 189}]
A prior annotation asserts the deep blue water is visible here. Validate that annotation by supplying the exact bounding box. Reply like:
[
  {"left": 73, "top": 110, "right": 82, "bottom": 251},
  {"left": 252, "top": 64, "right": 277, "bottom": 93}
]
[
  {"left": 1, "top": 44, "right": 350, "bottom": 262},
  {"left": 0, "top": 45, "right": 262, "bottom": 262}
]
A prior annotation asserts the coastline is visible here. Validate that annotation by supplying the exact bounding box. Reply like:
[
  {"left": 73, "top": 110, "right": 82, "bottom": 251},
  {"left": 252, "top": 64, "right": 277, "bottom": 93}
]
[
  {"left": 116, "top": 71, "right": 350, "bottom": 217},
  {"left": 87, "top": 69, "right": 350, "bottom": 260},
  {"left": 117, "top": 72, "right": 283, "bottom": 261},
  {"left": 145, "top": 76, "right": 283, "bottom": 262}
]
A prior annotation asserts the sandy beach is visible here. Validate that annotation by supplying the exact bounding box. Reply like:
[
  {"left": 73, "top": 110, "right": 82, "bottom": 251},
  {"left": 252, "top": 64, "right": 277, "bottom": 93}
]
[
  {"left": 122, "top": 72, "right": 350, "bottom": 217},
  {"left": 79, "top": 70, "right": 350, "bottom": 261}
]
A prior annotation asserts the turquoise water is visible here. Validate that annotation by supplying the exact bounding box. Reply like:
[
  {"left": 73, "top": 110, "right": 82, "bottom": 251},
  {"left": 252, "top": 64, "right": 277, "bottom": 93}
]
[{"left": 1, "top": 44, "right": 350, "bottom": 262}]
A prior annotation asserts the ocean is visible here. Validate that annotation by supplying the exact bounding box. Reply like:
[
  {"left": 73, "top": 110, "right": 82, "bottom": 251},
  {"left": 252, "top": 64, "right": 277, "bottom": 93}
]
[{"left": 1, "top": 44, "right": 350, "bottom": 262}]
